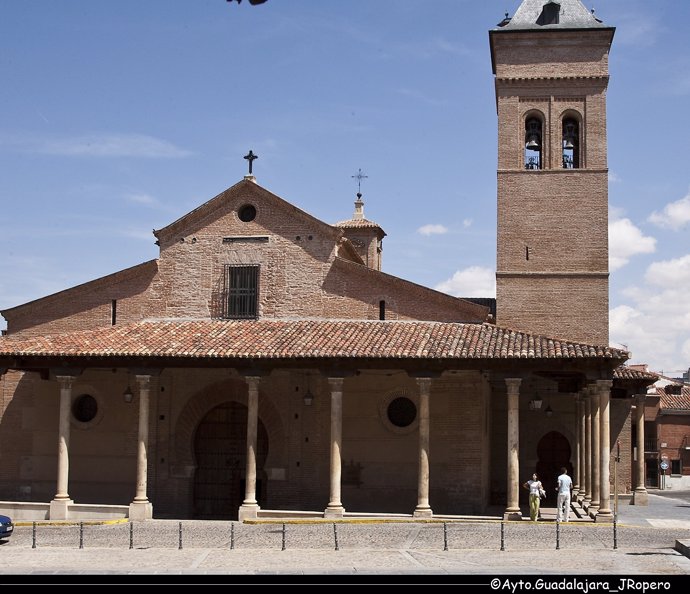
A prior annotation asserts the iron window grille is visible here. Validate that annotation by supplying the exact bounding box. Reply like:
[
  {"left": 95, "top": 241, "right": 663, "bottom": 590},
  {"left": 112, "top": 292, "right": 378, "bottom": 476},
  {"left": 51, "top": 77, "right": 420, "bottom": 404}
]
[{"left": 220, "top": 264, "right": 259, "bottom": 319}]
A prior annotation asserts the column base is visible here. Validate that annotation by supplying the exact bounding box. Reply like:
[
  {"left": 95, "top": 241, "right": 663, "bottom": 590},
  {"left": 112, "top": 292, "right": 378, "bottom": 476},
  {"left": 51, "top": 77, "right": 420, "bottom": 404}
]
[
  {"left": 632, "top": 488, "right": 649, "bottom": 506},
  {"left": 413, "top": 506, "right": 433, "bottom": 518},
  {"left": 324, "top": 505, "right": 345, "bottom": 519},
  {"left": 128, "top": 500, "right": 153, "bottom": 521},
  {"left": 587, "top": 504, "right": 600, "bottom": 519},
  {"left": 49, "top": 498, "right": 74, "bottom": 521},
  {"left": 238, "top": 504, "right": 260, "bottom": 521},
  {"left": 594, "top": 510, "right": 613, "bottom": 523},
  {"left": 503, "top": 509, "right": 522, "bottom": 521}
]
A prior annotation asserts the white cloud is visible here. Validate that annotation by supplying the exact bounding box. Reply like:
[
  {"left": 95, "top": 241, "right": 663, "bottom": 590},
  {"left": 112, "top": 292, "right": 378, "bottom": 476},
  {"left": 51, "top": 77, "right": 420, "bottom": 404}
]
[
  {"left": 608, "top": 171, "right": 621, "bottom": 183},
  {"left": 1, "top": 133, "right": 192, "bottom": 158},
  {"left": 644, "top": 254, "right": 690, "bottom": 285},
  {"left": 462, "top": 219, "right": 472, "bottom": 228},
  {"left": 608, "top": 218, "right": 656, "bottom": 271},
  {"left": 610, "top": 254, "right": 690, "bottom": 373},
  {"left": 126, "top": 192, "right": 159, "bottom": 206},
  {"left": 648, "top": 191, "right": 690, "bottom": 230},
  {"left": 396, "top": 88, "right": 447, "bottom": 107},
  {"left": 417, "top": 224, "right": 448, "bottom": 236},
  {"left": 434, "top": 266, "right": 495, "bottom": 298}
]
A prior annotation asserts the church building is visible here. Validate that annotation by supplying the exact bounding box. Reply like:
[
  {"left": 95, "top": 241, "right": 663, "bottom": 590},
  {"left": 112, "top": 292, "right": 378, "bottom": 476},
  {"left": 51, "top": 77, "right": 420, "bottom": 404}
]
[{"left": 0, "top": 0, "right": 655, "bottom": 523}]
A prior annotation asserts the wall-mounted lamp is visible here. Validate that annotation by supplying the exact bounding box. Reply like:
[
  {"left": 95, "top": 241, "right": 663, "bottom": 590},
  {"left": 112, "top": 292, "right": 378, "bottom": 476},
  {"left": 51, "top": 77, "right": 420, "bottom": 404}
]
[
  {"left": 528, "top": 394, "right": 543, "bottom": 411},
  {"left": 123, "top": 385, "right": 134, "bottom": 404},
  {"left": 303, "top": 373, "right": 314, "bottom": 406},
  {"left": 544, "top": 404, "right": 553, "bottom": 417},
  {"left": 303, "top": 388, "right": 314, "bottom": 406}
]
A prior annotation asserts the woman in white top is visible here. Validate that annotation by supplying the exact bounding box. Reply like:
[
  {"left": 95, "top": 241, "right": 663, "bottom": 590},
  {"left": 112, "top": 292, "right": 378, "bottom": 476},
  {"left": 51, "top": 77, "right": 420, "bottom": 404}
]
[{"left": 523, "top": 473, "right": 543, "bottom": 521}]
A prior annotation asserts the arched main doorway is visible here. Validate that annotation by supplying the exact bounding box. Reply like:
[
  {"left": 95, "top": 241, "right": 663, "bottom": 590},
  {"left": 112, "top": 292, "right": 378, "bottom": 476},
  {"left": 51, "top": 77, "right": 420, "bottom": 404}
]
[
  {"left": 193, "top": 401, "right": 269, "bottom": 519},
  {"left": 536, "top": 431, "right": 572, "bottom": 506}
]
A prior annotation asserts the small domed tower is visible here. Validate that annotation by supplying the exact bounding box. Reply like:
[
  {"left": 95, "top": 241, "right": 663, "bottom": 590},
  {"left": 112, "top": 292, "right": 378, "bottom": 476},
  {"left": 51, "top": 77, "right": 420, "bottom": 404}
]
[{"left": 334, "top": 192, "right": 386, "bottom": 271}]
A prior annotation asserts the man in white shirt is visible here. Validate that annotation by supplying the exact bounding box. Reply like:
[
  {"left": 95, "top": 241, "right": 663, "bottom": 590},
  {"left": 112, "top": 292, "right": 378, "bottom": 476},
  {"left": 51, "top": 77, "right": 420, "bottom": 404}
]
[{"left": 556, "top": 467, "right": 573, "bottom": 522}]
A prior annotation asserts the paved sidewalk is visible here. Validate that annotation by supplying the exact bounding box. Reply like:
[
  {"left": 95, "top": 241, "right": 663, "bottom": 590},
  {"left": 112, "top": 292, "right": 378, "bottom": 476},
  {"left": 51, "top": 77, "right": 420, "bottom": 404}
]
[{"left": 1, "top": 490, "right": 690, "bottom": 582}]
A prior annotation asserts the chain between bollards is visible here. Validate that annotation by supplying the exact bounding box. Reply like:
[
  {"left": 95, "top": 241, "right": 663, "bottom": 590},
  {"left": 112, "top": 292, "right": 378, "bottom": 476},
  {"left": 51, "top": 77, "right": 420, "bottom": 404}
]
[
  {"left": 230, "top": 522, "right": 235, "bottom": 550},
  {"left": 443, "top": 522, "right": 448, "bottom": 551},
  {"left": 79, "top": 521, "right": 84, "bottom": 549},
  {"left": 129, "top": 522, "right": 133, "bottom": 549},
  {"left": 281, "top": 523, "right": 286, "bottom": 551},
  {"left": 178, "top": 521, "right": 183, "bottom": 550},
  {"left": 500, "top": 520, "right": 505, "bottom": 551},
  {"left": 333, "top": 523, "right": 339, "bottom": 551},
  {"left": 32, "top": 521, "right": 36, "bottom": 549}
]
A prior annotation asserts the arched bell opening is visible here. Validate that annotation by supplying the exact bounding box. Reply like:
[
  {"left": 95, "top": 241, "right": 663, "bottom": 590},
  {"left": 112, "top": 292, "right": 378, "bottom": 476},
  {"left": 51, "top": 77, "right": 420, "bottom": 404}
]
[
  {"left": 524, "top": 115, "right": 543, "bottom": 170},
  {"left": 562, "top": 115, "right": 581, "bottom": 169}
]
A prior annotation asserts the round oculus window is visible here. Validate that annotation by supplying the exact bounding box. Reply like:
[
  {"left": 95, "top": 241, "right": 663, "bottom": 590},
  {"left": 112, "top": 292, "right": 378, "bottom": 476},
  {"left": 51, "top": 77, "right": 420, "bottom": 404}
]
[
  {"left": 387, "top": 396, "right": 417, "bottom": 428},
  {"left": 72, "top": 394, "right": 98, "bottom": 423},
  {"left": 238, "top": 204, "right": 257, "bottom": 222}
]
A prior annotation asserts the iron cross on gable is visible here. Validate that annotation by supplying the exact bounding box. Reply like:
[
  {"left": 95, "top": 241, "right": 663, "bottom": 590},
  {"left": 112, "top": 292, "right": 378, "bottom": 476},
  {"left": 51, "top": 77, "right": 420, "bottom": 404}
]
[
  {"left": 352, "top": 168, "right": 368, "bottom": 193},
  {"left": 244, "top": 150, "right": 258, "bottom": 175}
]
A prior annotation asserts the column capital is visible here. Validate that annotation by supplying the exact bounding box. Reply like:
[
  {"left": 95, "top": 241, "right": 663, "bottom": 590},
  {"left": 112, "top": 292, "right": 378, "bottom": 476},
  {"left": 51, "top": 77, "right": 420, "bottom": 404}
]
[
  {"left": 55, "top": 375, "right": 76, "bottom": 389},
  {"left": 595, "top": 379, "right": 613, "bottom": 391},
  {"left": 505, "top": 377, "right": 522, "bottom": 391},
  {"left": 328, "top": 376, "right": 345, "bottom": 391},
  {"left": 135, "top": 374, "right": 152, "bottom": 390},
  {"left": 415, "top": 376, "right": 432, "bottom": 393}
]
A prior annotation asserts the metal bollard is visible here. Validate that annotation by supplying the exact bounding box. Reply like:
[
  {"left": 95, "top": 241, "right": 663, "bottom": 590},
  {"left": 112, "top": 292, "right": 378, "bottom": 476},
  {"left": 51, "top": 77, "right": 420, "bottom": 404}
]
[
  {"left": 556, "top": 519, "right": 560, "bottom": 550},
  {"left": 443, "top": 522, "right": 448, "bottom": 551},
  {"left": 32, "top": 522, "right": 36, "bottom": 549},
  {"left": 281, "top": 523, "right": 286, "bottom": 551},
  {"left": 333, "top": 522, "right": 339, "bottom": 551},
  {"left": 129, "top": 522, "right": 134, "bottom": 550},
  {"left": 230, "top": 522, "right": 234, "bottom": 550},
  {"left": 79, "top": 522, "right": 84, "bottom": 549},
  {"left": 500, "top": 520, "right": 505, "bottom": 551},
  {"left": 613, "top": 516, "right": 618, "bottom": 550},
  {"left": 178, "top": 521, "right": 183, "bottom": 550}
]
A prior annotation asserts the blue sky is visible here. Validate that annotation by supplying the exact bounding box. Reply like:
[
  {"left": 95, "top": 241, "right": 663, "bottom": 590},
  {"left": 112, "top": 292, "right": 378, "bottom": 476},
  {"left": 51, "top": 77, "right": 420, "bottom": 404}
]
[{"left": 1, "top": 0, "right": 689, "bottom": 377}]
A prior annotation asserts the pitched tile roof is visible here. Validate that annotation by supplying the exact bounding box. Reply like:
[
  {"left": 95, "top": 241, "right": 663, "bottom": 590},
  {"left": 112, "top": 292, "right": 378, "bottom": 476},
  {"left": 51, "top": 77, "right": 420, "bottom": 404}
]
[
  {"left": 657, "top": 384, "right": 690, "bottom": 411},
  {"left": 613, "top": 366, "right": 659, "bottom": 382},
  {"left": 0, "top": 319, "right": 628, "bottom": 362},
  {"left": 333, "top": 218, "right": 384, "bottom": 230}
]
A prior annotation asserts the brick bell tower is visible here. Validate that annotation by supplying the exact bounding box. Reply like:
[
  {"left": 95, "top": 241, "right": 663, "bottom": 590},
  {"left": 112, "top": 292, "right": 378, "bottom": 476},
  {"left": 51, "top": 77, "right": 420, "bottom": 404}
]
[{"left": 489, "top": 0, "right": 615, "bottom": 346}]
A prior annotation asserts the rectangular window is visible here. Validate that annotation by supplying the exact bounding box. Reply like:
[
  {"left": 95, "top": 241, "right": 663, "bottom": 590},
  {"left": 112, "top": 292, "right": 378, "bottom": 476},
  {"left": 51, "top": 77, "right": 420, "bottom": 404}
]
[
  {"left": 671, "top": 459, "right": 681, "bottom": 475},
  {"left": 111, "top": 299, "right": 117, "bottom": 325},
  {"left": 225, "top": 265, "right": 259, "bottom": 319}
]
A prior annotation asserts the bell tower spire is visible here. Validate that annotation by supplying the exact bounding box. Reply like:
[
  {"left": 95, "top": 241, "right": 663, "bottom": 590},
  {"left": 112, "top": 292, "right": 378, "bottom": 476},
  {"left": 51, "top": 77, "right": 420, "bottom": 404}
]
[{"left": 489, "top": 0, "right": 615, "bottom": 345}]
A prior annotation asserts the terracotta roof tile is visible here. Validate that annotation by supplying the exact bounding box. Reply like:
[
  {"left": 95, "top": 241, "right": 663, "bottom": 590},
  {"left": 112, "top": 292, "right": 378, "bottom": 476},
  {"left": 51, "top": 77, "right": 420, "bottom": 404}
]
[
  {"left": 657, "top": 384, "right": 690, "bottom": 411},
  {"left": 614, "top": 366, "right": 659, "bottom": 381},
  {"left": 0, "top": 319, "right": 629, "bottom": 363},
  {"left": 333, "top": 219, "right": 383, "bottom": 230}
]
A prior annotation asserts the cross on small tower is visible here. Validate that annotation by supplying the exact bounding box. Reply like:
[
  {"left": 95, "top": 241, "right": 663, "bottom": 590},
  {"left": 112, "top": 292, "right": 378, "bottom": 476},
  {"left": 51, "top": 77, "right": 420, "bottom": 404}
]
[
  {"left": 244, "top": 150, "right": 258, "bottom": 175},
  {"left": 351, "top": 168, "right": 368, "bottom": 193}
]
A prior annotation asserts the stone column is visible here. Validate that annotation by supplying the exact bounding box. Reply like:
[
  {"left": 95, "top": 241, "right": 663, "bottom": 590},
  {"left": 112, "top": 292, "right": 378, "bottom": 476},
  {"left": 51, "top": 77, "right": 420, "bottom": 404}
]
[
  {"left": 413, "top": 377, "right": 433, "bottom": 518},
  {"left": 589, "top": 385, "right": 601, "bottom": 516},
  {"left": 595, "top": 380, "right": 613, "bottom": 522},
  {"left": 633, "top": 394, "right": 649, "bottom": 505},
  {"left": 129, "top": 375, "right": 153, "bottom": 520},
  {"left": 577, "top": 394, "right": 585, "bottom": 503},
  {"left": 583, "top": 391, "right": 592, "bottom": 506},
  {"left": 504, "top": 378, "right": 522, "bottom": 521},
  {"left": 239, "top": 376, "right": 261, "bottom": 520},
  {"left": 325, "top": 377, "right": 346, "bottom": 518},
  {"left": 49, "top": 375, "right": 75, "bottom": 520},
  {"left": 573, "top": 394, "right": 581, "bottom": 498}
]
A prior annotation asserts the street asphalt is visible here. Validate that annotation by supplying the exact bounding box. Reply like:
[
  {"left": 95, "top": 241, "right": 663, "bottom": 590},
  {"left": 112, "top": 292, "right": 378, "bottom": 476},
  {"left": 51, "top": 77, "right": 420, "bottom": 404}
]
[{"left": 1, "top": 489, "right": 690, "bottom": 586}]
